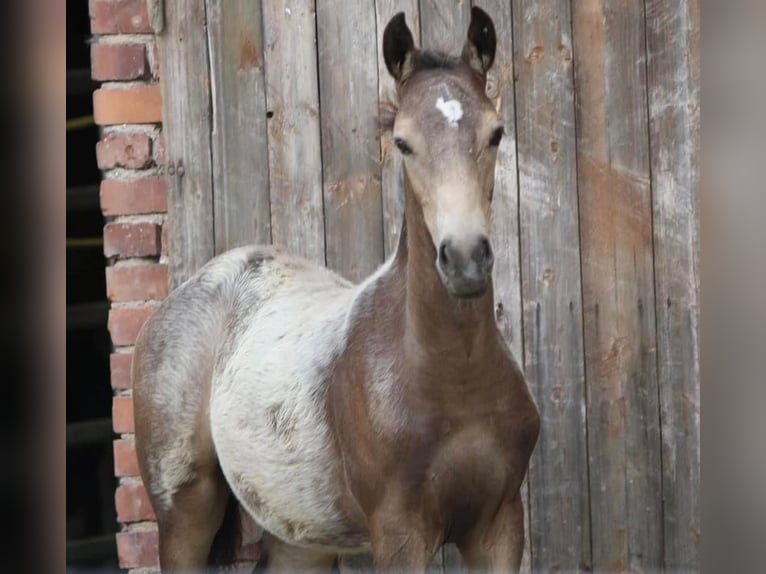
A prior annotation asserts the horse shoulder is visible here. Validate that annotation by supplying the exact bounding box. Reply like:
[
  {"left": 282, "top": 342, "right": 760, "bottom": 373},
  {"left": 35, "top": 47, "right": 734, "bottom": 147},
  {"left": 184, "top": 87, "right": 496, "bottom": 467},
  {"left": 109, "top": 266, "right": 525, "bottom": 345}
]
[{"left": 490, "top": 340, "right": 541, "bottom": 467}]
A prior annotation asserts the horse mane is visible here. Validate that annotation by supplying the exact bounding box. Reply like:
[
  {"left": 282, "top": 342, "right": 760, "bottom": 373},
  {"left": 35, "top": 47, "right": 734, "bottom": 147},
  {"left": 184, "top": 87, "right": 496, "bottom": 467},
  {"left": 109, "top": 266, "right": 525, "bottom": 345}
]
[{"left": 414, "top": 50, "right": 460, "bottom": 72}]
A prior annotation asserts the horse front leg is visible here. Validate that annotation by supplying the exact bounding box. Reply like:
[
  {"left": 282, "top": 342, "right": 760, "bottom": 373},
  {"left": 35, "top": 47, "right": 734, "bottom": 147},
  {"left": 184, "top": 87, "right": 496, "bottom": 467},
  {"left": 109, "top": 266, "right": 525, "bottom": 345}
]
[
  {"left": 367, "top": 507, "right": 441, "bottom": 573},
  {"left": 456, "top": 493, "right": 525, "bottom": 573}
]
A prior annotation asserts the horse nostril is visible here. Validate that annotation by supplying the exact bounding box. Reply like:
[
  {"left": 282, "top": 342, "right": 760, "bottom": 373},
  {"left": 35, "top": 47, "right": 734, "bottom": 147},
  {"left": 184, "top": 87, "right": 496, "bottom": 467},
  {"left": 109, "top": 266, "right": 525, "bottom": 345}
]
[
  {"left": 439, "top": 241, "right": 451, "bottom": 267},
  {"left": 474, "top": 237, "right": 494, "bottom": 268}
]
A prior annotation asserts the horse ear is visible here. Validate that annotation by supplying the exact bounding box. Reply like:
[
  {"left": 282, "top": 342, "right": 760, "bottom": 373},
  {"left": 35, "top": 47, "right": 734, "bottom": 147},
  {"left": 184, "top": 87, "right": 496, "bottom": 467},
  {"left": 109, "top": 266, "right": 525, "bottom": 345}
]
[
  {"left": 383, "top": 12, "right": 417, "bottom": 84},
  {"left": 461, "top": 6, "right": 496, "bottom": 78}
]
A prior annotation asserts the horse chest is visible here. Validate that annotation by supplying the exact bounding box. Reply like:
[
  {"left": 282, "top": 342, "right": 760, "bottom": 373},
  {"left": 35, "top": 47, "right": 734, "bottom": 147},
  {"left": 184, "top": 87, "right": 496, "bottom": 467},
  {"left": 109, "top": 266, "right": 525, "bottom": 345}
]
[
  {"left": 345, "top": 375, "right": 533, "bottom": 522},
  {"left": 385, "top": 413, "right": 521, "bottom": 538},
  {"left": 431, "top": 419, "right": 512, "bottom": 492}
]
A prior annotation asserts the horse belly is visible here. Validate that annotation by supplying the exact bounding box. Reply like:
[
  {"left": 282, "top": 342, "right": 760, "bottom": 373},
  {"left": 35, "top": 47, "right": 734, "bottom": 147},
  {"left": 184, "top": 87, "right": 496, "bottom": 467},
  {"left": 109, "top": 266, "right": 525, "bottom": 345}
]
[
  {"left": 214, "top": 410, "right": 366, "bottom": 550},
  {"left": 209, "top": 288, "right": 368, "bottom": 551}
]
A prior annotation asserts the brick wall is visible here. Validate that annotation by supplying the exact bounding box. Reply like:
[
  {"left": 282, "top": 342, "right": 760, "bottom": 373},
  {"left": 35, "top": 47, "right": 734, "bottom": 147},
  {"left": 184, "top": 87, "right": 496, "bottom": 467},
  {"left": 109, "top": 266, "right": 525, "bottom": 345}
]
[
  {"left": 91, "top": 3, "right": 262, "bottom": 570},
  {"left": 90, "top": 1, "right": 166, "bottom": 570}
]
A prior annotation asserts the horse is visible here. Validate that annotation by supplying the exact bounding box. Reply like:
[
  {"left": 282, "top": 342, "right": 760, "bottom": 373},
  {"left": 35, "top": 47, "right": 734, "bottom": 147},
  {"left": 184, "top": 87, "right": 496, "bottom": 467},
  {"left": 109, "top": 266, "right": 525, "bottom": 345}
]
[{"left": 133, "top": 7, "right": 540, "bottom": 572}]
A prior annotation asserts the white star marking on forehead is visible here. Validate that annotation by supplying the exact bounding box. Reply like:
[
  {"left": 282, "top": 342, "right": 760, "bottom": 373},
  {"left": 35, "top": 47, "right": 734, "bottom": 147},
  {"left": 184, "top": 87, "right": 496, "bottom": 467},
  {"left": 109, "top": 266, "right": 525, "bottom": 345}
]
[{"left": 435, "top": 96, "right": 463, "bottom": 128}]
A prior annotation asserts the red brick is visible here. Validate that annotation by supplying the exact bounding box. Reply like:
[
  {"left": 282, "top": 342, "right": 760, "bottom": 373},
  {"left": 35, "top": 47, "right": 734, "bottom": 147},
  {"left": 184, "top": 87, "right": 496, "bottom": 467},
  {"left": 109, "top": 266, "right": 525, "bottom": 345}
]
[
  {"left": 114, "top": 438, "right": 139, "bottom": 476},
  {"left": 91, "top": 43, "right": 147, "bottom": 81},
  {"left": 115, "top": 483, "right": 156, "bottom": 522},
  {"left": 111, "top": 352, "right": 133, "bottom": 389},
  {"left": 161, "top": 221, "right": 169, "bottom": 255},
  {"left": 106, "top": 264, "right": 168, "bottom": 302},
  {"left": 116, "top": 528, "right": 159, "bottom": 568},
  {"left": 113, "top": 396, "right": 135, "bottom": 433},
  {"left": 101, "top": 178, "right": 167, "bottom": 216},
  {"left": 93, "top": 86, "right": 162, "bottom": 125},
  {"left": 90, "top": 0, "right": 152, "bottom": 34},
  {"left": 104, "top": 222, "right": 160, "bottom": 257},
  {"left": 96, "top": 132, "right": 152, "bottom": 170},
  {"left": 108, "top": 306, "right": 155, "bottom": 346}
]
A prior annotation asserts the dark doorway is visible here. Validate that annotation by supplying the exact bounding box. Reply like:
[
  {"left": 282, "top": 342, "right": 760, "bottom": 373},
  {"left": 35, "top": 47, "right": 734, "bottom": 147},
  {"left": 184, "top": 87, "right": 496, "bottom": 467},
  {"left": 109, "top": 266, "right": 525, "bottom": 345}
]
[{"left": 66, "top": 0, "right": 118, "bottom": 568}]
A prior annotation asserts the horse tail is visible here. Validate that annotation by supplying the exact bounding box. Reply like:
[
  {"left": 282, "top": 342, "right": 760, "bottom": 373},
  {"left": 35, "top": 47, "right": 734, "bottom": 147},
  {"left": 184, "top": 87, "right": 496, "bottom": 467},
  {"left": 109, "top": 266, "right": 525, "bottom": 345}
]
[{"left": 207, "top": 488, "right": 241, "bottom": 568}]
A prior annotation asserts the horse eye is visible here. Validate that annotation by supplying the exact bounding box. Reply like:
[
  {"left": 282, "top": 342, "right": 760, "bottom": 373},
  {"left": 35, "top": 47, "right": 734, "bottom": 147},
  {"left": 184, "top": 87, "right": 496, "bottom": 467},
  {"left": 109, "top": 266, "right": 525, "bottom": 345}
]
[
  {"left": 489, "top": 127, "right": 504, "bottom": 147},
  {"left": 394, "top": 136, "right": 413, "bottom": 156}
]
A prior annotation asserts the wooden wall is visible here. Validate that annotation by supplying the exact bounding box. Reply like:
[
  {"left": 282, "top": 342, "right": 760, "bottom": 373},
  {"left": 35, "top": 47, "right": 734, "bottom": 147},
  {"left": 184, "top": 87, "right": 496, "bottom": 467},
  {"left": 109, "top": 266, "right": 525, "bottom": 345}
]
[{"left": 159, "top": 1, "right": 700, "bottom": 571}]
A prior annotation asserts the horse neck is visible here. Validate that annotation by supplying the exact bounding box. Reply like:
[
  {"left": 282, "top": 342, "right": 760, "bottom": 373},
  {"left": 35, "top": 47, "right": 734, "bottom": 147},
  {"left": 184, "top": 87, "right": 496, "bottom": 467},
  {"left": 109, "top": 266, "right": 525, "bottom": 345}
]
[{"left": 390, "top": 174, "right": 497, "bottom": 359}]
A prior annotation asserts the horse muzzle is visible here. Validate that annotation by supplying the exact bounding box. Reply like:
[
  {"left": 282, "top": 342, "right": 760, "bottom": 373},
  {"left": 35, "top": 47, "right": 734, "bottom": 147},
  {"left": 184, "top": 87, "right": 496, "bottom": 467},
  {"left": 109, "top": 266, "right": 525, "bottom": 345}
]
[{"left": 437, "top": 234, "right": 494, "bottom": 298}]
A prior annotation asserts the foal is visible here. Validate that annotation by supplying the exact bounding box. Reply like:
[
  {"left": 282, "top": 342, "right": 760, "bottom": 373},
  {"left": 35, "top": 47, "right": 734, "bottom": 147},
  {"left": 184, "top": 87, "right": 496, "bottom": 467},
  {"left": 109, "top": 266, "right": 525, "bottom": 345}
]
[{"left": 133, "top": 8, "right": 540, "bottom": 572}]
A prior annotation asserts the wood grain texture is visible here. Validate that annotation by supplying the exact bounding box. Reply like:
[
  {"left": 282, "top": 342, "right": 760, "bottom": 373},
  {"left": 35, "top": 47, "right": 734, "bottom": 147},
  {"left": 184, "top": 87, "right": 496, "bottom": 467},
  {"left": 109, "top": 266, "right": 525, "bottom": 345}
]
[
  {"left": 645, "top": 0, "right": 701, "bottom": 569},
  {"left": 573, "top": 0, "right": 663, "bottom": 570},
  {"left": 159, "top": 0, "right": 215, "bottom": 288},
  {"left": 419, "top": 0, "right": 471, "bottom": 54},
  {"left": 473, "top": 0, "right": 523, "bottom": 388},
  {"left": 160, "top": 1, "right": 701, "bottom": 567},
  {"left": 512, "top": 0, "right": 590, "bottom": 570},
  {"left": 206, "top": 0, "right": 271, "bottom": 253},
  {"left": 262, "top": 0, "right": 325, "bottom": 265},
  {"left": 442, "top": 543, "right": 466, "bottom": 574},
  {"left": 375, "top": 0, "right": 420, "bottom": 256},
  {"left": 471, "top": 1, "right": 529, "bottom": 572},
  {"left": 317, "top": 0, "right": 384, "bottom": 281}
]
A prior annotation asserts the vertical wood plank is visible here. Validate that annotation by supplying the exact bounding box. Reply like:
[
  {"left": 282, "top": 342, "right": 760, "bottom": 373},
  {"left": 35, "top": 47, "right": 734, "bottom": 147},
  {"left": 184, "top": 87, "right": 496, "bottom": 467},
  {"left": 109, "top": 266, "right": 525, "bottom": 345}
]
[
  {"left": 645, "top": 0, "right": 701, "bottom": 569},
  {"left": 317, "top": 0, "right": 384, "bottom": 281},
  {"left": 262, "top": 0, "right": 325, "bottom": 265},
  {"left": 572, "top": 0, "right": 663, "bottom": 570},
  {"left": 419, "top": 0, "right": 471, "bottom": 54},
  {"left": 159, "top": 0, "right": 215, "bottom": 287},
  {"left": 471, "top": 1, "right": 529, "bottom": 572},
  {"left": 473, "top": 0, "right": 523, "bottom": 389},
  {"left": 442, "top": 543, "right": 466, "bottom": 574},
  {"left": 429, "top": 542, "right": 445, "bottom": 574},
  {"left": 512, "top": 0, "right": 590, "bottom": 570},
  {"left": 206, "top": 0, "right": 271, "bottom": 253},
  {"left": 375, "top": 0, "right": 420, "bottom": 256}
]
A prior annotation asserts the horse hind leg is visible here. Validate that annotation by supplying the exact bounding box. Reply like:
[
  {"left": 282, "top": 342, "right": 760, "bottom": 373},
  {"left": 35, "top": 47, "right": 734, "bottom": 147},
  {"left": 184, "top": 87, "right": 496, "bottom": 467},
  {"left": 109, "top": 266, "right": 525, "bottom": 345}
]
[
  {"left": 153, "top": 469, "right": 234, "bottom": 572},
  {"left": 261, "top": 533, "right": 337, "bottom": 574}
]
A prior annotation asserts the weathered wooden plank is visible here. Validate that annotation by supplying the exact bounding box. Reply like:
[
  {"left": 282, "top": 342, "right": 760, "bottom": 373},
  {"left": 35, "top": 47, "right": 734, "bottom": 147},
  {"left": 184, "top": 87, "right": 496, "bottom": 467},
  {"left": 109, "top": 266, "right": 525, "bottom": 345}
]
[
  {"left": 471, "top": 2, "right": 529, "bottom": 572},
  {"left": 262, "top": 0, "right": 325, "bottom": 265},
  {"left": 317, "top": 0, "right": 384, "bottom": 281},
  {"left": 645, "top": 0, "right": 701, "bottom": 569},
  {"left": 511, "top": 0, "right": 590, "bottom": 570},
  {"left": 375, "top": 0, "right": 420, "bottom": 256},
  {"left": 472, "top": 0, "right": 522, "bottom": 393},
  {"left": 419, "top": 0, "right": 471, "bottom": 54},
  {"left": 159, "top": 0, "right": 215, "bottom": 288},
  {"left": 572, "top": 1, "right": 663, "bottom": 570},
  {"left": 206, "top": 0, "right": 271, "bottom": 253},
  {"left": 442, "top": 543, "right": 466, "bottom": 574}
]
